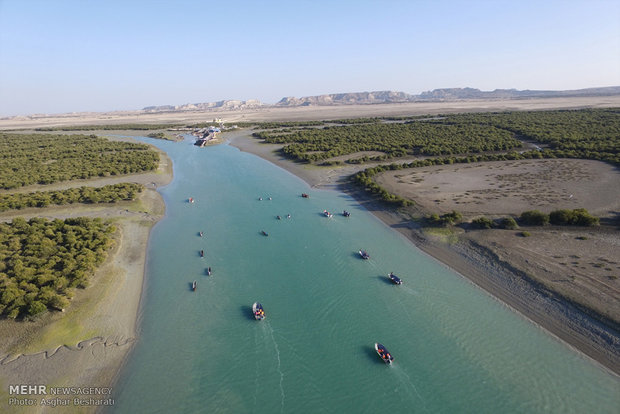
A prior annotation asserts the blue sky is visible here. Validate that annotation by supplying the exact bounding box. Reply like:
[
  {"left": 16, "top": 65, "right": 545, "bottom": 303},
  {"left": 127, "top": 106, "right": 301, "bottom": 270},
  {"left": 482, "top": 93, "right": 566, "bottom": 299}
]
[{"left": 1, "top": 0, "right": 619, "bottom": 116}]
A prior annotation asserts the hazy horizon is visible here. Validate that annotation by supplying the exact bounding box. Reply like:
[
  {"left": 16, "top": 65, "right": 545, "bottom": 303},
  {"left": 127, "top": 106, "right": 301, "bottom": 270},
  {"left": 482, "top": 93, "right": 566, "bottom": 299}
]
[{"left": 1, "top": 0, "right": 619, "bottom": 117}]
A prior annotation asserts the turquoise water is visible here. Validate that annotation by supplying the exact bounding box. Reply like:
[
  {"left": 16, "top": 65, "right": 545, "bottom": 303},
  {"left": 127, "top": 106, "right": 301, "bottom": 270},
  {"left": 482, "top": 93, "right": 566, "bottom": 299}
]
[{"left": 110, "top": 138, "right": 619, "bottom": 413}]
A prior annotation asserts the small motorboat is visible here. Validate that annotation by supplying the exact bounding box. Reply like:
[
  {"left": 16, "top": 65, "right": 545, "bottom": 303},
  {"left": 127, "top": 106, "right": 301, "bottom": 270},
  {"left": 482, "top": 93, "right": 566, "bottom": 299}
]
[
  {"left": 359, "top": 250, "right": 370, "bottom": 260},
  {"left": 286, "top": 214, "right": 291, "bottom": 219},
  {"left": 343, "top": 210, "right": 351, "bottom": 217},
  {"left": 192, "top": 280, "right": 197, "bottom": 291},
  {"left": 301, "top": 193, "right": 309, "bottom": 198},
  {"left": 199, "top": 231, "right": 203, "bottom": 237},
  {"left": 375, "top": 343, "right": 394, "bottom": 364},
  {"left": 258, "top": 197, "right": 263, "bottom": 201},
  {"left": 388, "top": 272, "right": 402, "bottom": 285},
  {"left": 261, "top": 230, "right": 269, "bottom": 236},
  {"left": 200, "top": 249, "right": 204, "bottom": 257},
  {"left": 207, "top": 267, "right": 212, "bottom": 276},
  {"left": 277, "top": 215, "right": 282, "bottom": 220},
  {"left": 252, "top": 302, "right": 265, "bottom": 320},
  {"left": 189, "top": 197, "right": 194, "bottom": 203},
  {"left": 323, "top": 210, "right": 333, "bottom": 218},
  {"left": 268, "top": 197, "right": 272, "bottom": 200}
]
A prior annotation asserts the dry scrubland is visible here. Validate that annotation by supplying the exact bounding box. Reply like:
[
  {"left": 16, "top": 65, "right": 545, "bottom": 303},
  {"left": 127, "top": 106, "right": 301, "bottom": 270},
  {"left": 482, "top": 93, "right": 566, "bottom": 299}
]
[
  {"left": 376, "top": 157, "right": 620, "bottom": 342},
  {"left": 376, "top": 159, "right": 620, "bottom": 217}
]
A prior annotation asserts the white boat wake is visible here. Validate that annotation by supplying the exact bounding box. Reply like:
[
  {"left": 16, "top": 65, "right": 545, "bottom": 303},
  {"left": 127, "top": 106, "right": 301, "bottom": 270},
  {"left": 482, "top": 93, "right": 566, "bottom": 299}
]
[
  {"left": 394, "top": 367, "right": 428, "bottom": 412},
  {"left": 401, "top": 285, "right": 421, "bottom": 297},
  {"left": 267, "top": 323, "right": 286, "bottom": 413},
  {"left": 253, "top": 327, "right": 261, "bottom": 409}
]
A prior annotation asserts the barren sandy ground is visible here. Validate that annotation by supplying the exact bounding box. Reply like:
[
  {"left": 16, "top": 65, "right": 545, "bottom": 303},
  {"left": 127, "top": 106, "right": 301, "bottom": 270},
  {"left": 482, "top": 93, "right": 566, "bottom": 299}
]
[
  {"left": 376, "top": 159, "right": 620, "bottom": 217},
  {"left": 466, "top": 227, "right": 620, "bottom": 322},
  {"left": 0, "top": 145, "right": 172, "bottom": 414},
  {"left": 2, "top": 96, "right": 620, "bottom": 130}
]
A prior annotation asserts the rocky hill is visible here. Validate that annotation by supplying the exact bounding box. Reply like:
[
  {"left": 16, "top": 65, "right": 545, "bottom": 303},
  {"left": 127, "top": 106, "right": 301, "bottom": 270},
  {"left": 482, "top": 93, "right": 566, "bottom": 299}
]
[
  {"left": 275, "top": 91, "right": 416, "bottom": 106},
  {"left": 143, "top": 99, "right": 263, "bottom": 112},
  {"left": 417, "top": 86, "right": 620, "bottom": 100}
]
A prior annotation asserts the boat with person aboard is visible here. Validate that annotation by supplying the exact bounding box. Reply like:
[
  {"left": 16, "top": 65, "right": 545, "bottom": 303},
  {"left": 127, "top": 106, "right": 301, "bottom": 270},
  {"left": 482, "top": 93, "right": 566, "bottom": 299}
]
[
  {"left": 343, "top": 210, "right": 351, "bottom": 217},
  {"left": 192, "top": 280, "right": 197, "bottom": 291},
  {"left": 375, "top": 343, "right": 394, "bottom": 365},
  {"left": 252, "top": 302, "right": 265, "bottom": 320},
  {"left": 359, "top": 250, "right": 370, "bottom": 260},
  {"left": 323, "top": 210, "right": 333, "bottom": 218},
  {"left": 388, "top": 272, "right": 402, "bottom": 285}
]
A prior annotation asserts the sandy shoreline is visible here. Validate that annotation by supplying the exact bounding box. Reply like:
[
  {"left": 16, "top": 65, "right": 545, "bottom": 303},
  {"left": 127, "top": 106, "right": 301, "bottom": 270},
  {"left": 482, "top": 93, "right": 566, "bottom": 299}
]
[
  {"left": 228, "top": 131, "right": 620, "bottom": 376},
  {"left": 0, "top": 144, "right": 172, "bottom": 413}
]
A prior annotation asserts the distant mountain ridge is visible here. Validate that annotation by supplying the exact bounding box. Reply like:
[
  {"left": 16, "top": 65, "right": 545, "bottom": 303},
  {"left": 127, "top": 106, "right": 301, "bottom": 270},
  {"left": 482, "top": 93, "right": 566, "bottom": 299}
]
[
  {"left": 141, "top": 86, "right": 620, "bottom": 112},
  {"left": 417, "top": 86, "right": 620, "bottom": 100},
  {"left": 143, "top": 99, "right": 263, "bottom": 113}
]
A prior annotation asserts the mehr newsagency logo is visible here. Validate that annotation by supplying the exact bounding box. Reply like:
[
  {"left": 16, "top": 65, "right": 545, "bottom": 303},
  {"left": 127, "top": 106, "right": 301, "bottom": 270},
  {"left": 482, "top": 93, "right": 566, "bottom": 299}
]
[{"left": 7, "top": 384, "right": 114, "bottom": 408}]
